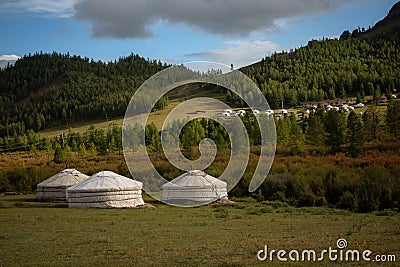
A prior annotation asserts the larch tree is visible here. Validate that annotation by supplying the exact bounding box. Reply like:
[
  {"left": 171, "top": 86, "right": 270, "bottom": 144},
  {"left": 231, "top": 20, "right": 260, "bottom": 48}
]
[
  {"left": 347, "top": 111, "right": 364, "bottom": 157},
  {"left": 324, "top": 110, "right": 347, "bottom": 154},
  {"left": 386, "top": 100, "right": 400, "bottom": 138}
]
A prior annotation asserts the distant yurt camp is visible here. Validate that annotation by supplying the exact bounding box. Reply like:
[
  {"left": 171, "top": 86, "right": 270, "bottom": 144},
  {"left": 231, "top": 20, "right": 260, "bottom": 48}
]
[
  {"left": 162, "top": 170, "right": 228, "bottom": 205},
  {"left": 36, "top": 169, "right": 89, "bottom": 201},
  {"left": 67, "top": 171, "right": 144, "bottom": 208}
]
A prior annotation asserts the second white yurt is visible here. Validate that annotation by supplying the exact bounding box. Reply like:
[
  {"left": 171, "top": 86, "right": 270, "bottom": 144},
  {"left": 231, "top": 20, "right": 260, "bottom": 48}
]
[
  {"left": 67, "top": 171, "right": 144, "bottom": 208},
  {"left": 162, "top": 170, "right": 228, "bottom": 206},
  {"left": 36, "top": 169, "right": 89, "bottom": 201}
]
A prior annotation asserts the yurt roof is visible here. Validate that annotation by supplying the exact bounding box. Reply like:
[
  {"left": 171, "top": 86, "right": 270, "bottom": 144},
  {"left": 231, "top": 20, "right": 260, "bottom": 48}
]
[
  {"left": 37, "top": 169, "right": 88, "bottom": 188},
  {"left": 162, "top": 170, "right": 226, "bottom": 189},
  {"left": 67, "top": 171, "right": 142, "bottom": 193}
]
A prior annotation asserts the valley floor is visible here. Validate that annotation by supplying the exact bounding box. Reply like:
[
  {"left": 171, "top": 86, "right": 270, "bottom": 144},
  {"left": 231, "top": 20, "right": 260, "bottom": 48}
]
[{"left": 0, "top": 194, "right": 399, "bottom": 266}]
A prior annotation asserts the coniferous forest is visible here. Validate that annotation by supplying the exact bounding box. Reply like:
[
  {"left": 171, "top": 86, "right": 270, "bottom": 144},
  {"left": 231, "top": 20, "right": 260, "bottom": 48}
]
[
  {"left": 241, "top": 3, "right": 400, "bottom": 109},
  {"left": 1, "top": 3, "right": 399, "bottom": 137},
  {"left": 0, "top": 53, "right": 167, "bottom": 136}
]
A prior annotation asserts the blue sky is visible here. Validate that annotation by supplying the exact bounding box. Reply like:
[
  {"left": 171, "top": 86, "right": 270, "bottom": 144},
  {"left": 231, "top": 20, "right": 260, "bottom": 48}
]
[{"left": 0, "top": 0, "right": 397, "bottom": 68}]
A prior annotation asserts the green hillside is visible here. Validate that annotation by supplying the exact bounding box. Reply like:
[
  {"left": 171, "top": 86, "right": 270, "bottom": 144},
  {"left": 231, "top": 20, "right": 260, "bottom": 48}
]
[
  {"left": 0, "top": 53, "right": 167, "bottom": 137},
  {"left": 241, "top": 2, "right": 400, "bottom": 109}
]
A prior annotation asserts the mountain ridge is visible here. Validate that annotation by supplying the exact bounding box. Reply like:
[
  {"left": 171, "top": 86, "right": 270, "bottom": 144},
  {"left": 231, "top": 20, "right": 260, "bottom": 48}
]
[
  {"left": 342, "top": 1, "right": 400, "bottom": 40},
  {"left": 240, "top": 1, "right": 400, "bottom": 109}
]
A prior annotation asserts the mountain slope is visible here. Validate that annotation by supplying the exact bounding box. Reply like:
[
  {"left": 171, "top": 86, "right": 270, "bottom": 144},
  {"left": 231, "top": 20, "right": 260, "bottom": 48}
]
[
  {"left": 241, "top": 2, "right": 400, "bottom": 109},
  {"left": 1, "top": 2, "right": 400, "bottom": 137},
  {"left": 362, "top": 1, "right": 400, "bottom": 39},
  {"left": 0, "top": 53, "right": 166, "bottom": 136}
]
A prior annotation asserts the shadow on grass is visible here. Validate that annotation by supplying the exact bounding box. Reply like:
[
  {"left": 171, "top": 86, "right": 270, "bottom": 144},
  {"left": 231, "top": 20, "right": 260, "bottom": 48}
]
[
  {"left": 13, "top": 202, "right": 69, "bottom": 208},
  {"left": 1, "top": 197, "right": 36, "bottom": 202},
  {"left": 0, "top": 196, "right": 69, "bottom": 208}
]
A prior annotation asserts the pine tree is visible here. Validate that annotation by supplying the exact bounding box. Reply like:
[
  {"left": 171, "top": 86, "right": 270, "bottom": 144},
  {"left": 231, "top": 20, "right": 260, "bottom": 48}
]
[
  {"left": 180, "top": 120, "right": 205, "bottom": 148},
  {"left": 53, "top": 144, "right": 64, "bottom": 163},
  {"left": 287, "top": 115, "right": 305, "bottom": 155},
  {"left": 63, "top": 144, "right": 72, "bottom": 163},
  {"left": 324, "top": 110, "right": 347, "bottom": 154},
  {"left": 181, "top": 126, "right": 195, "bottom": 159},
  {"left": 276, "top": 118, "right": 290, "bottom": 146},
  {"left": 347, "top": 111, "right": 364, "bottom": 157},
  {"left": 306, "top": 114, "right": 327, "bottom": 154},
  {"left": 145, "top": 123, "right": 161, "bottom": 151},
  {"left": 356, "top": 92, "right": 362, "bottom": 104},
  {"left": 78, "top": 143, "right": 86, "bottom": 155},
  {"left": 362, "top": 106, "right": 379, "bottom": 140},
  {"left": 386, "top": 100, "right": 400, "bottom": 138}
]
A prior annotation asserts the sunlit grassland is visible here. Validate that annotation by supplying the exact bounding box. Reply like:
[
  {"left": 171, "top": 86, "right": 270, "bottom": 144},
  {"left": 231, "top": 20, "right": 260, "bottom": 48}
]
[
  {"left": 37, "top": 83, "right": 227, "bottom": 138},
  {"left": 0, "top": 195, "right": 399, "bottom": 266}
]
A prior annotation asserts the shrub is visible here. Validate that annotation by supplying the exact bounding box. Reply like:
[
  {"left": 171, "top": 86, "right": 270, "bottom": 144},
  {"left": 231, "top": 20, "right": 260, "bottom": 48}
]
[
  {"left": 376, "top": 209, "right": 398, "bottom": 216},
  {"left": 338, "top": 191, "right": 358, "bottom": 212},
  {"left": 297, "top": 188, "right": 317, "bottom": 207}
]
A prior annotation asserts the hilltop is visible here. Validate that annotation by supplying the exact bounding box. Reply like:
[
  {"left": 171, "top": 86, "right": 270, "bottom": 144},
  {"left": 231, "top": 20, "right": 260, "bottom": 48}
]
[
  {"left": 241, "top": 2, "right": 400, "bottom": 109},
  {"left": 361, "top": 1, "right": 400, "bottom": 39}
]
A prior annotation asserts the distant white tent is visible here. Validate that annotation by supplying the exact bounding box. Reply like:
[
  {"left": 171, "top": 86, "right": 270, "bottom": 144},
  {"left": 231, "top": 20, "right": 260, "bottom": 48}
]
[
  {"left": 36, "top": 169, "right": 89, "bottom": 201},
  {"left": 162, "top": 170, "right": 228, "bottom": 206},
  {"left": 67, "top": 171, "right": 144, "bottom": 208},
  {"left": 354, "top": 103, "right": 365, "bottom": 108}
]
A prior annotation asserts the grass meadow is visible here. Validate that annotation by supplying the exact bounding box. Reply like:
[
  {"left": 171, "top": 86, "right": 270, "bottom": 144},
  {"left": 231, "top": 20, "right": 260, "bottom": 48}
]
[{"left": 0, "top": 194, "right": 399, "bottom": 266}]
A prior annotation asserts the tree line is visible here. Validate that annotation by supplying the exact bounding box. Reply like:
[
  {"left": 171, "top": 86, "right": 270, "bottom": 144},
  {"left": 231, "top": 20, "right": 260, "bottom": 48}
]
[
  {"left": 1, "top": 99, "right": 399, "bottom": 156},
  {"left": 143, "top": 100, "right": 399, "bottom": 158}
]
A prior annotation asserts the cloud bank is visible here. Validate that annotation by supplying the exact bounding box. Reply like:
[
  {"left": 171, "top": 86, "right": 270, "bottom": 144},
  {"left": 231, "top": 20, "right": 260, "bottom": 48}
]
[
  {"left": 185, "top": 40, "right": 280, "bottom": 68},
  {"left": 74, "top": 0, "right": 353, "bottom": 38}
]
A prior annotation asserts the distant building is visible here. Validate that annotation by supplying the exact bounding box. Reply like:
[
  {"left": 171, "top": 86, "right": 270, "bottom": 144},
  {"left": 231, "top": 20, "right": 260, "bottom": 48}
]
[{"left": 301, "top": 97, "right": 356, "bottom": 107}]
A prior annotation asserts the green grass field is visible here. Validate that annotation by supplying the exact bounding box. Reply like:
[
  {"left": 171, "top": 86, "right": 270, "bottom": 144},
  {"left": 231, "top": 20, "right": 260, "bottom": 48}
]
[{"left": 1, "top": 194, "right": 399, "bottom": 266}]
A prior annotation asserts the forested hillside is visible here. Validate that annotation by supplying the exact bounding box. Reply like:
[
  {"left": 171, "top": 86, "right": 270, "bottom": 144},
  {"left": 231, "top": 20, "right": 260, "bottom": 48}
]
[
  {"left": 0, "top": 53, "right": 166, "bottom": 137},
  {"left": 1, "top": 2, "right": 400, "bottom": 137},
  {"left": 241, "top": 2, "right": 400, "bottom": 109}
]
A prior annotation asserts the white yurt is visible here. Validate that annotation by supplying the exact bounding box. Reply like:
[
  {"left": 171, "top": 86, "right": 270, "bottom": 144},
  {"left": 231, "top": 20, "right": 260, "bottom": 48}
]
[
  {"left": 36, "top": 169, "right": 89, "bottom": 201},
  {"left": 67, "top": 171, "right": 144, "bottom": 208},
  {"left": 162, "top": 170, "right": 228, "bottom": 205}
]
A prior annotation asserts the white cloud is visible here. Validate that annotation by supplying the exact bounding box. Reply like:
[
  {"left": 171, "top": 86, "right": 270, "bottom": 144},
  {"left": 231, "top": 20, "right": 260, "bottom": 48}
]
[
  {"left": 0, "top": 54, "right": 21, "bottom": 69},
  {"left": 0, "top": 54, "right": 21, "bottom": 61},
  {"left": 184, "top": 40, "right": 281, "bottom": 68},
  {"left": 0, "top": 0, "right": 78, "bottom": 17}
]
